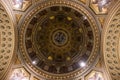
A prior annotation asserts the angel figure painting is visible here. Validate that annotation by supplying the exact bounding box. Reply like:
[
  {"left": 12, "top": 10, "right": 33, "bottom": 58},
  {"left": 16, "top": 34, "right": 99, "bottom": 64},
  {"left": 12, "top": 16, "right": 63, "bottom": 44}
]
[
  {"left": 91, "top": 0, "right": 112, "bottom": 14},
  {"left": 86, "top": 71, "right": 104, "bottom": 80},
  {"left": 12, "top": 0, "right": 31, "bottom": 11},
  {"left": 10, "top": 68, "right": 30, "bottom": 80}
]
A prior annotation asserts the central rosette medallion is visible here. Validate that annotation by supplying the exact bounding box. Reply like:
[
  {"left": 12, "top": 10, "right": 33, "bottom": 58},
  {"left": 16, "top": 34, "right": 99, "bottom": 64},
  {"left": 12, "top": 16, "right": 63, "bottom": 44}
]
[{"left": 52, "top": 30, "right": 68, "bottom": 46}]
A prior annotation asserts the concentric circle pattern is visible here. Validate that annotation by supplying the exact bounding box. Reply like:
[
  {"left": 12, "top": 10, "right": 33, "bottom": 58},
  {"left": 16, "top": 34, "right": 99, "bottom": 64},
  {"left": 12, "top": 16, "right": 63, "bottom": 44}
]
[
  {"left": 51, "top": 29, "right": 69, "bottom": 47},
  {"left": 19, "top": 0, "right": 100, "bottom": 79},
  {"left": 26, "top": 6, "right": 91, "bottom": 74}
]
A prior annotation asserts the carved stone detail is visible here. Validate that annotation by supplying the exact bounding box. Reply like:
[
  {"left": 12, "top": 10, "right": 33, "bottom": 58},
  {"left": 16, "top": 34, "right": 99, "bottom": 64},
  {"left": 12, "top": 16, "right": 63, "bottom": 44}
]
[
  {"left": 0, "top": 3, "right": 15, "bottom": 79},
  {"left": 19, "top": 0, "right": 100, "bottom": 80},
  {"left": 102, "top": 1, "right": 120, "bottom": 79}
]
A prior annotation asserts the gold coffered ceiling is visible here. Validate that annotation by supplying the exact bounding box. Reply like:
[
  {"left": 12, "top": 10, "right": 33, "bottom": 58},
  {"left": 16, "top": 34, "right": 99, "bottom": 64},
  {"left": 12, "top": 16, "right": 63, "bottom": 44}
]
[
  {"left": 102, "top": 1, "right": 120, "bottom": 79},
  {"left": 0, "top": 0, "right": 120, "bottom": 80},
  {"left": 19, "top": 0, "right": 100, "bottom": 80},
  {"left": 0, "top": 2, "right": 15, "bottom": 80}
]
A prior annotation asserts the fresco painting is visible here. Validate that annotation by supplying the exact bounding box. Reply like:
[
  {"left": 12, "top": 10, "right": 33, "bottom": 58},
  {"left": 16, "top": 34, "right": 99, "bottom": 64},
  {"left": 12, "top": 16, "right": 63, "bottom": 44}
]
[
  {"left": 12, "top": 0, "right": 31, "bottom": 11},
  {"left": 10, "top": 68, "right": 30, "bottom": 80},
  {"left": 91, "top": 0, "right": 112, "bottom": 14}
]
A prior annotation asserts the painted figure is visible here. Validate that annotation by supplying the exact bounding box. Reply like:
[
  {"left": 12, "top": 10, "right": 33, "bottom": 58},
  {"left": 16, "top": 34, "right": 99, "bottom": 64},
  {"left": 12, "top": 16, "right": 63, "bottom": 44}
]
[
  {"left": 88, "top": 72, "right": 104, "bottom": 80},
  {"left": 13, "top": 0, "right": 23, "bottom": 9},
  {"left": 10, "top": 69, "right": 29, "bottom": 80},
  {"left": 92, "top": 0, "right": 112, "bottom": 12}
]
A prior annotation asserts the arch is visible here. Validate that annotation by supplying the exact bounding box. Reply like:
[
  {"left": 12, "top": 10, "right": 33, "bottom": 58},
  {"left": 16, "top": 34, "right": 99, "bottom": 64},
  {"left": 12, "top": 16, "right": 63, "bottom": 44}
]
[
  {"left": 0, "top": 1, "right": 16, "bottom": 80},
  {"left": 102, "top": 1, "right": 120, "bottom": 80}
]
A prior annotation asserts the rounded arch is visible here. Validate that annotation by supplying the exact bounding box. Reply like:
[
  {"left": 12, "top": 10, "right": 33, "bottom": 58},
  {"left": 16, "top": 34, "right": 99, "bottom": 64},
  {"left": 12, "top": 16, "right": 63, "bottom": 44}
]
[
  {"left": 0, "top": 1, "right": 17, "bottom": 80},
  {"left": 102, "top": 1, "right": 120, "bottom": 80}
]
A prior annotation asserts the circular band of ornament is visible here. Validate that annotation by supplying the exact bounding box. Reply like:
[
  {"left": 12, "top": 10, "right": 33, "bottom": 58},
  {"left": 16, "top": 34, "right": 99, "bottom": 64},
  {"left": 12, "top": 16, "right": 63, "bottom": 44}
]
[
  {"left": 102, "top": 1, "right": 120, "bottom": 80},
  {"left": 0, "top": 3, "right": 15, "bottom": 79},
  {"left": 51, "top": 29, "right": 69, "bottom": 47},
  {"left": 19, "top": 0, "right": 100, "bottom": 79},
  {"left": 28, "top": 6, "right": 88, "bottom": 72}
]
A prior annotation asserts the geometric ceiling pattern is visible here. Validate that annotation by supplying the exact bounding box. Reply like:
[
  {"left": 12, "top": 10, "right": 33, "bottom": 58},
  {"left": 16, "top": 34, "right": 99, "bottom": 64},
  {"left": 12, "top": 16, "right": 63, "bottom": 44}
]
[
  {"left": 0, "top": 0, "right": 120, "bottom": 80},
  {"left": 102, "top": 1, "right": 120, "bottom": 79},
  {"left": 19, "top": 0, "right": 100, "bottom": 79},
  {"left": 0, "top": 1, "right": 15, "bottom": 80}
]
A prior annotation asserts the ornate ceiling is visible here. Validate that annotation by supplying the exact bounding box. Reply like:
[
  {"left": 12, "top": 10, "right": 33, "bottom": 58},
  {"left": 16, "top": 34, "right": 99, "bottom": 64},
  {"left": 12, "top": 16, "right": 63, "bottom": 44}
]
[
  {"left": 0, "top": 2, "right": 15, "bottom": 80},
  {"left": 0, "top": 0, "right": 120, "bottom": 80},
  {"left": 102, "top": 2, "right": 120, "bottom": 79},
  {"left": 19, "top": 1, "right": 100, "bottom": 79}
]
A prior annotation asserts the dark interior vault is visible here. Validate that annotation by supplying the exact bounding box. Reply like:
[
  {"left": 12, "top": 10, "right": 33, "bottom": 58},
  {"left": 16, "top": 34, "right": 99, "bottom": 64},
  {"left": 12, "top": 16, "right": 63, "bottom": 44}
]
[
  {"left": 1, "top": 0, "right": 120, "bottom": 80},
  {"left": 25, "top": 6, "right": 94, "bottom": 74},
  {"left": 18, "top": 1, "right": 100, "bottom": 79}
]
